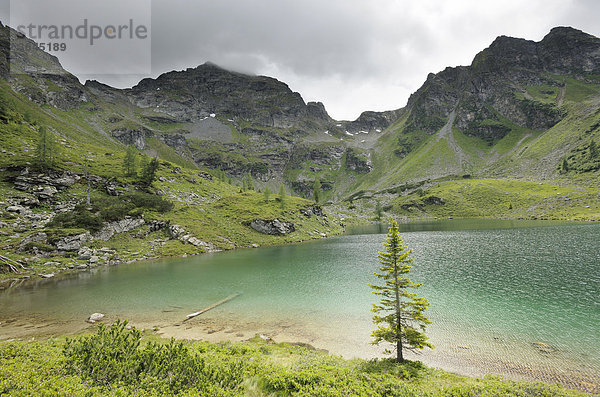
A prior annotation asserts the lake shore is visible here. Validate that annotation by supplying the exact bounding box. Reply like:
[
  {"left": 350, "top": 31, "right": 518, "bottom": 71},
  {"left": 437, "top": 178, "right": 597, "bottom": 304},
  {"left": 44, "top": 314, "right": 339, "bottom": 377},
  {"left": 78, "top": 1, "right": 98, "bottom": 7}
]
[{"left": 1, "top": 310, "right": 598, "bottom": 394}]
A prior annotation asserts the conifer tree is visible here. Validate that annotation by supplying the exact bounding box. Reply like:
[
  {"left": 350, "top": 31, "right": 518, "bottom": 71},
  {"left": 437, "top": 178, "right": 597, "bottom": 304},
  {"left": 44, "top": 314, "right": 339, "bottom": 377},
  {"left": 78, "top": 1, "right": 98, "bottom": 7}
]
[
  {"left": 247, "top": 171, "right": 255, "bottom": 191},
  {"left": 370, "top": 220, "right": 432, "bottom": 362},
  {"left": 279, "top": 184, "right": 286, "bottom": 209},
  {"left": 561, "top": 157, "right": 569, "bottom": 173},
  {"left": 123, "top": 145, "right": 138, "bottom": 177},
  {"left": 140, "top": 156, "right": 159, "bottom": 187},
  {"left": 313, "top": 177, "right": 321, "bottom": 203},
  {"left": 589, "top": 140, "right": 598, "bottom": 160},
  {"left": 36, "top": 126, "right": 56, "bottom": 170}
]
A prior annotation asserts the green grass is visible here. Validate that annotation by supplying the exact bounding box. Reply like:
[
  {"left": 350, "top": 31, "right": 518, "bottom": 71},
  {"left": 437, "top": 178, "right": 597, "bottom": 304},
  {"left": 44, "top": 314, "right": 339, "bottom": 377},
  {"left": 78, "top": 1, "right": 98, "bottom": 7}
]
[
  {"left": 0, "top": 323, "right": 590, "bottom": 396},
  {"left": 394, "top": 178, "right": 600, "bottom": 220},
  {"left": 563, "top": 77, "right": 600, "bottom": 103},
  {"left": 525, "top": 84, "right": 559, "bottom": 104}
]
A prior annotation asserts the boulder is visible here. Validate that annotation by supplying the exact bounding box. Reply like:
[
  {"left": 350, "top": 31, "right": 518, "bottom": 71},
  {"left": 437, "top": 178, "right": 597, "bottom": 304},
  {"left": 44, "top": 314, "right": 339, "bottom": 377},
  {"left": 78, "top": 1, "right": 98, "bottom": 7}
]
[
  {"left": 300, "top": 205, "right": 324, "bottom": 218},
  {"left": 87, "top": 313, "right": 105, "bottom": 323},
  {"left": 6, "top": 205, "right": 27, "bottom": 214},
  {"left": 77, "top": 247, "right": 93, "bottom": 260},
  {"left": 56, "top": 233, "right": 91, "bottom": 252},
  {"left": 250, "top": 219, "right": 295, "bottom": 235},
  {"left": 168, "top": 224, "right": 186, "bottom": 239}
]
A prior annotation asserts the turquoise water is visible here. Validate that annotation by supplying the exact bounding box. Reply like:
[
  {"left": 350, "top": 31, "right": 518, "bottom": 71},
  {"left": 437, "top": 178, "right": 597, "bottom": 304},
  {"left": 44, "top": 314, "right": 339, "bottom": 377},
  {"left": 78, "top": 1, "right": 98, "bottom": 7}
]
[{"left": 1, "top": 220, "right": 599, "bottom": 388}]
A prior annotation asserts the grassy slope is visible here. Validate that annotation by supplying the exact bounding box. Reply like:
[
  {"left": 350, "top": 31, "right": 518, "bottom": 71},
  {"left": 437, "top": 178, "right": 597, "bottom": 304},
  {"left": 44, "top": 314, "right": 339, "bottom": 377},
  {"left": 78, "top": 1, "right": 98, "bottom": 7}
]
[
  {"left": 0, "top": 83, "right": 342, "bottom": 280},
  {"left": 0, "top": 329, "right": 590, "bottom": 397},
  {"left": 331, "top": 76, "right": 600, "bottom": 221},
  {"left": 394, "top": 178, "right": 600, "bottom": 221}
]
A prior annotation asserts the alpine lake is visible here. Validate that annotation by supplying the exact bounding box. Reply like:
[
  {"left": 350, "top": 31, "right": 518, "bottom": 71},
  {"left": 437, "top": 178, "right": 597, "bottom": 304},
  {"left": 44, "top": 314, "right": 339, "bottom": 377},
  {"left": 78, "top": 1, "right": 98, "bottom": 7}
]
[{"left": 1, "top": 219, "right": 598, "bottom": 392}]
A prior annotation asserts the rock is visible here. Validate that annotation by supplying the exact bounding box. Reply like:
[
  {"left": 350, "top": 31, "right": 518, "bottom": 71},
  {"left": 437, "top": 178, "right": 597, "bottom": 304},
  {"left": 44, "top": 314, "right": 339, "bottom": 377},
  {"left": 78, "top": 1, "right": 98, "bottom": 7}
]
[
  {"left": 39, "top": 273, "right": 55, "bottom": 278},
  {"left": 6, "top": 205, "right": 27, "bottom": 214},
  {"left": 258, "top": 334, "right": 274, "bottom": 343},
  {"left": 320, "top": 233, "right": 327, "bottom": 237},
  {"left": 424, "top": 196, "right": 445, "bottom": 205},
  {"left": 105, "top": 180, "right": 129, "bottom": 196},
  {"left": 300, "top": 205, "right": 324, "bottom": 218},
  {"left": 110, "top": 127, "right": 151, "bottom": 150},
  {"left": 345, "top": 148, "right": 373, "bottom": 173},
  {"left": 87, "top": 313, "right": 105, "bottom": 323},
  {"left": 33, "top": 185, "right": 58, "bottom": 200},
  {"left": 18, "top": 232, "right": 48, "bottom": 251},
  {"left": 94, "top": 218, "right": 145, "bottom": 241},
  {"left": 88, "top": 255, "right": 99, "bottom": 264},
  {"left": 148, "top": 220, "right": 169, "bottom": 232},
  {"left": 251, "top": 243, "right": 259, "bottom": 248},
  {"left": 77, "top": 247, "right": 93, "bottom": 260},
  {"left": 168, "top": 224, "right": 186, "bottom": 239},
  {"left": 22, "top": 197, "right": 40, "bottom": 207},
  {"left": 56, "top": 233, "right": 91, "bottom": 252},
  {"left": 532, "top": 341, "right": 557, "bottom": 354},
  {"left": 250, "top": 219, "right": 295, "bottom": 235},
  {"left": 197, "top": 172, "right": 213, "bottom": 181}
]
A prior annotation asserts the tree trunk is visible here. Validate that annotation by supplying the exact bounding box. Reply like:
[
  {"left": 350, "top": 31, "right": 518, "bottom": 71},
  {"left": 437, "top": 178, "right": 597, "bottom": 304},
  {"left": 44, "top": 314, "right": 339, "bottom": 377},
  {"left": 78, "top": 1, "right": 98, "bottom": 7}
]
[{"left": 394, "top": 259, "right": 403, "bottom": 362}]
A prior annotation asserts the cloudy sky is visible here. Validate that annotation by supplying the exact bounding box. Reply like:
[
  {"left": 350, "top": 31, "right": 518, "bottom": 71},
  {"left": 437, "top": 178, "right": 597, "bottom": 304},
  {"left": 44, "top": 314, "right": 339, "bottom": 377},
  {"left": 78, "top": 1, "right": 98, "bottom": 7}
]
[{"left": 2, "top": 0, "right": 600, "bottom": 120}]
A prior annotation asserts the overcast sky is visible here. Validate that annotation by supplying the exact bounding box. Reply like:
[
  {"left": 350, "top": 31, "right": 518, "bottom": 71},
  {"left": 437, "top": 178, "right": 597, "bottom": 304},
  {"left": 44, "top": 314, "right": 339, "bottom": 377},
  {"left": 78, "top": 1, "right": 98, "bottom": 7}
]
[{"left": 2, "top": 0, "right": 600, "bottom": 120}]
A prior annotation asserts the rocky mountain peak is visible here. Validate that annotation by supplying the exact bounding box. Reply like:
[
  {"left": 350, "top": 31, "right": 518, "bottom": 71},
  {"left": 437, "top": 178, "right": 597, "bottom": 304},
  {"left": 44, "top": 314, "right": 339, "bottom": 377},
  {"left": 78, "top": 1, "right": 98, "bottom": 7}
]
[{"left": 126, "top": 62, "right": 331, "bottom": 127}]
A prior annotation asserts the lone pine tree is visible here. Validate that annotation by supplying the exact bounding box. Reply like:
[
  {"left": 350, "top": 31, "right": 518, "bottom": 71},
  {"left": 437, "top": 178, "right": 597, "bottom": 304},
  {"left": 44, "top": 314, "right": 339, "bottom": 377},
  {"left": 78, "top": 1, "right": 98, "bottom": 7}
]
[{"left": 370, "top": 219, "right": 433, "bottom": 362}]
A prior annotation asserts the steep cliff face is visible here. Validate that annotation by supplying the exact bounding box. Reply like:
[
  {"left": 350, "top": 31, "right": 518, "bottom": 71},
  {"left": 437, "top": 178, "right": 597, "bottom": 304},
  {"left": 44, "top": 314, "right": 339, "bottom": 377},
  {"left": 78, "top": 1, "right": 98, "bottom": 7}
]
[
  {"left": 0, "top": 24, "right": 88, "bottom": 110},
  {"left": 401, "top": 27, "right": 599, "bottom": 143}
]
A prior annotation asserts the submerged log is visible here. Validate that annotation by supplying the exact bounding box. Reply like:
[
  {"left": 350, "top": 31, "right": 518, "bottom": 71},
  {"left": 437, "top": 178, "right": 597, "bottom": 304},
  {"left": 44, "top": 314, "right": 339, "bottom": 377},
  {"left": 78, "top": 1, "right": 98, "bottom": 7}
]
[{"left": 183, "top": 293, "right": 241, "bottom": 322}]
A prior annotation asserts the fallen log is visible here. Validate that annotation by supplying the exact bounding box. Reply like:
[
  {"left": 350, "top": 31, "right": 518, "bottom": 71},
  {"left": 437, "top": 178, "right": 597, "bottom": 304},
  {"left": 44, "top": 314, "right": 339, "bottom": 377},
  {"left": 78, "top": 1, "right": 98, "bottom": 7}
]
[{"left": 183, "top": 293, "right": 241, "bottom": 322}]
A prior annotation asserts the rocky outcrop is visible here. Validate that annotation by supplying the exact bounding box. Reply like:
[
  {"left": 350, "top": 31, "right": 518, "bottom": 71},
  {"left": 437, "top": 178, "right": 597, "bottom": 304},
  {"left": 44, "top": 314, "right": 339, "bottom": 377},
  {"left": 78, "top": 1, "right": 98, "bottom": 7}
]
[
  {"left": 250, "top": 219, "right": 295, "bottom": 235},
  {"left": 299, "top": 205, "right": 325, "bottom": 218},
  {"left": 345, "top": 149, "right": 373, "bottom": 173},
  {"left": 10, "top": 168, "right": 78, "bottom": 195},
  {"left": 111, "top": 126, "right": 152, "bottom": 150},
  {"left": 168, "top": 224, "right": 220, "bottom": 252},
  {"left": 94, "top": 218, "right": 146, "bottom": 241},
  {"left": 56, "top": 232, "right": 91, "bottom": 252}
]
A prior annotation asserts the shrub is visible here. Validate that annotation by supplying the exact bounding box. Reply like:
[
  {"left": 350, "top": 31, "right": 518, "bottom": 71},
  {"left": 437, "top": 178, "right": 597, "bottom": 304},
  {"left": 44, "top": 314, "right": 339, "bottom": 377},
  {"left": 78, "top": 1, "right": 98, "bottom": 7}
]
[
  {"left": 48, "top": 205, "right": 103, "bottom": 232},
  {"left": 62, "top": 320, "right": 244, "bottom": 394}
]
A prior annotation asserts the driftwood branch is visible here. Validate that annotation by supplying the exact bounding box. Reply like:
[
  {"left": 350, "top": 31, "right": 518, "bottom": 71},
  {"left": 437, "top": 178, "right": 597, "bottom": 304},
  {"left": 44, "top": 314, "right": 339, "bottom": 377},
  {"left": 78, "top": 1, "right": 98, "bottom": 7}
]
[
  {"left": 0, "top": 254, "right": 26, "bottom": 273},
  {"left": 183, "top": 293, "right": 241, "bottom": 322}
]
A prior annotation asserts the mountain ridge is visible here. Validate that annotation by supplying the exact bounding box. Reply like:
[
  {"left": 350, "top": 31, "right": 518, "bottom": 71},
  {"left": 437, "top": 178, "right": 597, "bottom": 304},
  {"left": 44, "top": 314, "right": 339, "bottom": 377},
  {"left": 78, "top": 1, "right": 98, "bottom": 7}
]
[{"left": 1, "top": 22, "right": 599, "bottom": 201}]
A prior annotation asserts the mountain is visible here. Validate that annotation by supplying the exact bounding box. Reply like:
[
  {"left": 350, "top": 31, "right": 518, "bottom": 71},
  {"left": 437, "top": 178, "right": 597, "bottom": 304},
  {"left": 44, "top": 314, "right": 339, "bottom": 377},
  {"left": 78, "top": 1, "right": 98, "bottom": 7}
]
[
  {"left": 1, "top": 22, "right": 599, "bottom": 208},
  {"left": 347, "top": 27, "right": 600, "bottom": 196}
]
